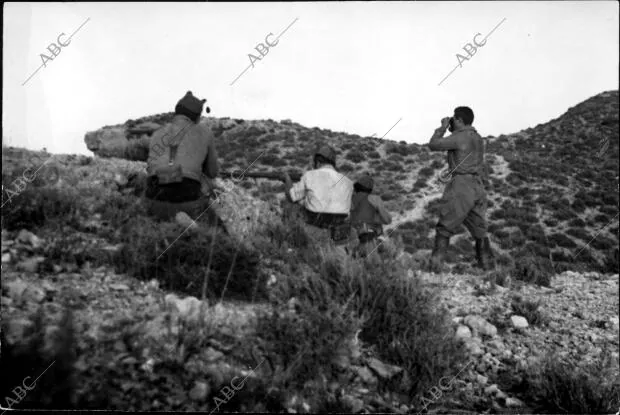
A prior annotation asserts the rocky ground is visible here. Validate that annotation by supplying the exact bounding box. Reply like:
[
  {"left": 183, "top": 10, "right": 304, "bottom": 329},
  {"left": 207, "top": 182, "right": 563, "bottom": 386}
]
[{"left": 3, "top": 224, "right": 618, "bottom": 412}]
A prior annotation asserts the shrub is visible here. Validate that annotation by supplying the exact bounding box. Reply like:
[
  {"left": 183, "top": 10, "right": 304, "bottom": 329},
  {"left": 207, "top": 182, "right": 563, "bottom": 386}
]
[
  {"left": 367, "top": 150, "right": 381, "bottom": 159},
  {"left": 1, "top": 185, "right": 88, "bottom": 231},
  {"left": 0, "top": 307, "right": 77, "bottom": 409},
  {"left": 417, "top": 166, "right": 435, "bottom": 178},
  {"left": 512, "top": 254, "right": 553, "bottom": 287},
  {"left": 115, "top": 216, "right": 264, "bottom": 302},
  {"left": 267, "top": 239, "right": 466, "bottom": 402},
  {"left": 412, "top": 178, "right": 427, "bottom": 192},
  {"left": 521, "top": 352, "right": 620, "bottom": 413},
  {"left": 345, "top": 149, "right": 365, "bottom": 163},
  {"left": 548, "top": 233, "right": 577, "bottom": 248},
  {"left": 510, "top": 295, "right": 549, "bottom": 327}
]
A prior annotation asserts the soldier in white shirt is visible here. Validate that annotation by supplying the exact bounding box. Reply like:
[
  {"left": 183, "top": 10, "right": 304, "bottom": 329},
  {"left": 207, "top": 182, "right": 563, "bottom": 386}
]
[{"left": 282, "top": 145, "right": 354, "bottom": 249}]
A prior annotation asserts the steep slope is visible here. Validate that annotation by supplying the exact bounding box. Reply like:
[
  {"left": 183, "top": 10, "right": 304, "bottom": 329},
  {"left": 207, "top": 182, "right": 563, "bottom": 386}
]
[{"left": 84, "top": 90, "right": 619, "bottom": 272}]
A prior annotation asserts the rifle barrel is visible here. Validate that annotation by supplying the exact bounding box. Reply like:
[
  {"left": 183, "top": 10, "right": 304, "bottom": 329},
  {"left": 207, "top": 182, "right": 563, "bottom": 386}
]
[{"left": 218, "top": 169, "right": 302, "bottom": 182}]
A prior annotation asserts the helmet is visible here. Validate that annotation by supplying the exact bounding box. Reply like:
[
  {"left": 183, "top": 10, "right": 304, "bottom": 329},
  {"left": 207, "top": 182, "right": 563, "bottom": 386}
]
[
  {"left": 314, "top": 145, "right": 337, "bottom": 165},
  {"left": 355, "top": 174, "right": 374, "bottom": 191}
]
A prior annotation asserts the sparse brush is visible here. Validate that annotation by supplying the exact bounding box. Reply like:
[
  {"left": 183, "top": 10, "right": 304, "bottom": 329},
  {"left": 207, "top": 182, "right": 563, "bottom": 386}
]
[
  {"left": 512, "top": 254, "right": 553, "bottom": 287},
  {"left": 523, "top": 352, "right": 620, "bottom": 413},
  {"left": 510, "top": 295, "right": 549, "bottom": 327},
  {"left": 115, "top": 216, "right": 264, "bottom": 302}
]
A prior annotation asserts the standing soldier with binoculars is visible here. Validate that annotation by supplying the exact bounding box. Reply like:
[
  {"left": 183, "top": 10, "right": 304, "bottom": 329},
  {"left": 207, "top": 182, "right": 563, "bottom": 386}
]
[{"left": 427, "top": 106, "right": 494, "bottom": 272}]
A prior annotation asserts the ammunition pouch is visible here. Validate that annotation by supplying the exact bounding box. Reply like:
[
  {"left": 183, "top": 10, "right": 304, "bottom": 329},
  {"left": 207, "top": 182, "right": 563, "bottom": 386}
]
[{"left": 153, "top": 164, "right": 184, "bottom": 185}]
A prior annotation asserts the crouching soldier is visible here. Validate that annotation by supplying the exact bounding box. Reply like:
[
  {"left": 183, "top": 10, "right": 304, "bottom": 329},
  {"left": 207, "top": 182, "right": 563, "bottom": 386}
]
[
  {"left": 145, "top": 91, "right": 219, "bottom": 227},
  {"left": 282, "top": 145, "right": 354, "bottom": 253},
  {"left": 427, "top": 106, "right": 494, "bottom": 271},
  {"left": 350, "top": 174, "right": 392, "bottom": 258}
]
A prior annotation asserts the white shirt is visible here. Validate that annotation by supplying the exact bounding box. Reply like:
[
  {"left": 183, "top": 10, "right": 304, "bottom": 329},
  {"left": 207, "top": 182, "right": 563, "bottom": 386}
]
[{"left": 289, "top": 165, "right": 353, "bottom": 215}]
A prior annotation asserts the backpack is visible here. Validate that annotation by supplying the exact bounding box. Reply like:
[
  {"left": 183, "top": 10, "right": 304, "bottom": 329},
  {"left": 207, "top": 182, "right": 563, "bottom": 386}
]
[{"left": 153, "top": 125, "right": 190, "bottom": 185}]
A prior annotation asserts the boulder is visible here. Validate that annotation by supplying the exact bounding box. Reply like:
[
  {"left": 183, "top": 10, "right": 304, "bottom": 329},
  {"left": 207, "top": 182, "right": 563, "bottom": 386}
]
[
  {"left": 367, "top": 357, "right": 403, "bottom": 379},
  {"left": 455, "top": 325, "right": 472, "bottom": 341},
  {"left": 510, "top": 315, "right": 529, "bottom": 329},
  {"left": 464, "top": 315, "right": 498, "bottom": 337},
  {"left": 189, "top": 381, "right": 210, "bottom": 402}
]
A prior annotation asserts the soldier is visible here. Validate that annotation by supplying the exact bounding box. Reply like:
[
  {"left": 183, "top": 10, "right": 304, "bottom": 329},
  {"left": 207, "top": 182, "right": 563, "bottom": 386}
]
[
  {"left": 427, "top": 106, "right": 494, "bottom": 271},
  {"left": 282, "top": 145, "right": 354, "bottom": 251},
  {"left": 144, "top": 91, "right": 219, "bottom": 226},
  {"left": 349, "top": 173, "right": 392, "bottom": 258}
]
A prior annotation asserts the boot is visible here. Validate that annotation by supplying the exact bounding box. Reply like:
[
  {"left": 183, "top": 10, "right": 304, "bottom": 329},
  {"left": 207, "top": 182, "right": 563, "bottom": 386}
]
[
  {"left": 475, "top": 237, "right": 495, "bottom": 270},
  {"left": 429, "top": 233, "right": 450, "bottom": 272}
]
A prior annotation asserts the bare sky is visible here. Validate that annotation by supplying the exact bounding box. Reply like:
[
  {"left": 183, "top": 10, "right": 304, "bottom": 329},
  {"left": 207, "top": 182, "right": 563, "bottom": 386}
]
[{"left": 3, "top": 1, "right": 618, "bottom": 155}]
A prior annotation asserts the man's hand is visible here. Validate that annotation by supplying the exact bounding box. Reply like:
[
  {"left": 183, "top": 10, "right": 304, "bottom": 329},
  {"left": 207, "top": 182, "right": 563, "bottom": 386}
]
[{"left": 440, "top": 117, "right": 451, "bottom": 129}]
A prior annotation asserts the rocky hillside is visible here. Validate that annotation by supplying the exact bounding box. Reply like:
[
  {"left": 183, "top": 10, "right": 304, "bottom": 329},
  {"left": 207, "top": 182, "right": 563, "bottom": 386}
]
[
  {"left": 1, "top": 90, "right": 618, "bottom": 413},
  {"left": 84, "top": 90, "right": 619, "bottom": 273}
]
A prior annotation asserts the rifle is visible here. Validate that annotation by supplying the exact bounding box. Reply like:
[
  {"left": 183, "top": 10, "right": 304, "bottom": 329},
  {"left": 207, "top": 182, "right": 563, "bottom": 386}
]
[{"left": 217, "top": 169, "right": 302, "bottom": 182}]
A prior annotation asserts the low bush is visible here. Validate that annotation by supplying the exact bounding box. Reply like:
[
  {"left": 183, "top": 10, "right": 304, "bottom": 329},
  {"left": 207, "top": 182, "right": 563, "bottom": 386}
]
[
  {"left": 115, "top": 216, "right": 264, "bottom": 302},
  {"left": 512, "top": 254, "right": 553, "bottom": 287},
  {"left": 510, "top": 296, "right": 549, "bottom": 327},
  {"left": 520, "top": 352, "right": 620, "bottom": 413}
]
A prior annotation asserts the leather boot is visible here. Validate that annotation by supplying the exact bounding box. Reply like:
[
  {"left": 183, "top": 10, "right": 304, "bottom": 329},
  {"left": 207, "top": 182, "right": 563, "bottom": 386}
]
[
  {"left": 429, "top": 233, "right": 450, "bottom": 272},
  {"left": 475, "top": 237, "right": 495, "bottom": 270}
]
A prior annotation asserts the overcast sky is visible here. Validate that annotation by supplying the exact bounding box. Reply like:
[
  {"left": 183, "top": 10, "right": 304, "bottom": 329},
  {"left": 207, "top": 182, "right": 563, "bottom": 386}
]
[{"left": 3, "top": 1, "right": 618, "bottom": 155}]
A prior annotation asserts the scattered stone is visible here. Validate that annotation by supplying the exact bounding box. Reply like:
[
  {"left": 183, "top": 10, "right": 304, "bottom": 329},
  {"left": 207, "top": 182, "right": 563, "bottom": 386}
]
[
  {"left": 476, "top": 374, "right": 488, "bottom": 385},
  {"left": 610, "top": 316, "right": 619, "bottom": 331},
  {"left": 510, "top": 315, "right": 529, "bottom": 329},
  {"left": 367, "top": 357, "right": 403, "bottom": 379},
  {"left": 341, "top": 395, "right": 364, "bottom": 413},
  {"left": 110, "top": 283, "right": 130, "bottom": 291},
  {"left": 464, "top": 315, "right": 498, "bottom": 337},
  {"left": 505, "top": 397, "right": 525, "bottom": 408},
  {"left": 484, "top": 384, "right": 499, "bottom": 396},
  {"left": 455, "top": 325, "right": 472, "bottom": 340},
  {"left": 175, "top": 211, "right": 198, "bottom": 230},
  {"left": 17, "top": 229, "right": 42, "bottom": 248},
  {"left": 5, "top": 318, "right": 35, "bottom": 345},
  {"left": 464, "top": 338, "right": 484, "bottom": 356},
  {"left": 189, "top": 381, "right": 210, "bottom": 402},
  {"left": 354, "top": 366, "right": 377, "bottom": 385},
  {"left": 165, "top": 294, "right": 205, "bottom": 321},
  {"left": 205, "top": 347, "right": 224, "bottom": 362},
  {"left": 17, "top": 257, "right": 44, "bottom": 273},
  {"left": 4, "top": 279, "right": 28, "bottom": 302}
]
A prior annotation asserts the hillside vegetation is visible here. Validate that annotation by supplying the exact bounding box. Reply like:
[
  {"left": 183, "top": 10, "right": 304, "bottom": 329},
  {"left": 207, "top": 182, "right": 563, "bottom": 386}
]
[{"left": 2, "top": 90, "right": 618, "bottom": 413}]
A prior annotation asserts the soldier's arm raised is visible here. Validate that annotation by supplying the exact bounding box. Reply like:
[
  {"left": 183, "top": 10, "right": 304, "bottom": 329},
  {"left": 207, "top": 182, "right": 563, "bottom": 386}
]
[{"left": 428, "top": 130, "right": 460, "bottom": 151}]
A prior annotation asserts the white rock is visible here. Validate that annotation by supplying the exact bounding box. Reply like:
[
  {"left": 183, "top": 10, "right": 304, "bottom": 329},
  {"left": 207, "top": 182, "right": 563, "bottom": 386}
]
[
  {"left": 110, "top": 283, "right": 130, "bottom": 291},
  {"left": 189, "top": 381, "right": 210, "bottom": 402},
  {"left": 1, "top": 253, "right": 11, "bottom": 263},
  {"left": 455, "top": 325, "right": 472, "bottom": 340},
  {"left": 505, "top": 397, "right": 524, "bottom": 408},
  {"left": 510, "top": 315, "right": 529, "bottom": 329}
]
